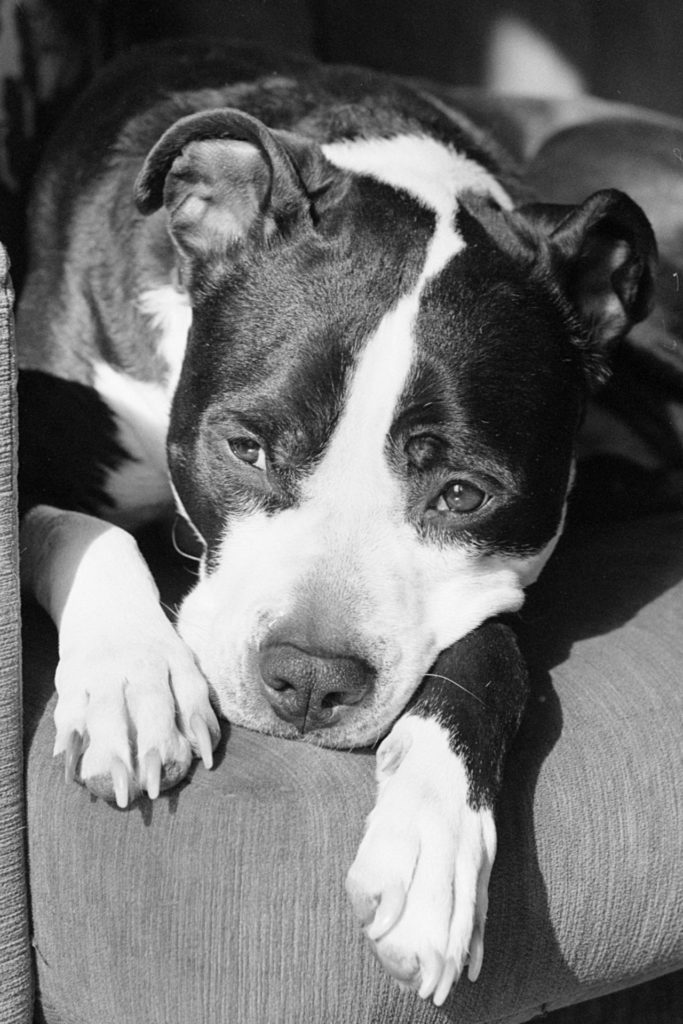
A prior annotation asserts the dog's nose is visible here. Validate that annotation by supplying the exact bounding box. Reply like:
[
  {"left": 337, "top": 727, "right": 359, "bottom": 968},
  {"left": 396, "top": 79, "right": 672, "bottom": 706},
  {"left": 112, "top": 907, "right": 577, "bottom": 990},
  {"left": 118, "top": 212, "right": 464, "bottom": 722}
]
[{"left": 259, "top": 643, "right": 374, "bottom": 733}]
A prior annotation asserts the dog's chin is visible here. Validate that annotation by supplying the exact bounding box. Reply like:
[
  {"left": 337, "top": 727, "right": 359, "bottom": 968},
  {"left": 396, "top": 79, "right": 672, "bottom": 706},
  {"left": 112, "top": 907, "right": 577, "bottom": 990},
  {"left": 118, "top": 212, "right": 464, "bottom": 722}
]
[{"left": 212, "top": 693, "right": 393, "bottom": 750}]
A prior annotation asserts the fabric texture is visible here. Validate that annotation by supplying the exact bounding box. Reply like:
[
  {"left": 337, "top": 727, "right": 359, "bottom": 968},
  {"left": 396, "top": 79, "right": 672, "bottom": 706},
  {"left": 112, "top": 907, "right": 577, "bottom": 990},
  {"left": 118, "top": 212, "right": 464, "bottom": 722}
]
[
  {"left": 0, "top": 243, "right": 33, "bottom": 1023},
  {"left": 22, "top": 514, "right": 683, "bottom": 1024}
]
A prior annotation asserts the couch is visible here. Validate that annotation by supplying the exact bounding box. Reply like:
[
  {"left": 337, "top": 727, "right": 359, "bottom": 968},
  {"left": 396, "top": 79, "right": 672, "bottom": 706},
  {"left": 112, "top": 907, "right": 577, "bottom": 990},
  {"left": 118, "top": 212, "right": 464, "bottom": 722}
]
[{"left": 2, "top": 93, "right": 683, "bottom": 1021}]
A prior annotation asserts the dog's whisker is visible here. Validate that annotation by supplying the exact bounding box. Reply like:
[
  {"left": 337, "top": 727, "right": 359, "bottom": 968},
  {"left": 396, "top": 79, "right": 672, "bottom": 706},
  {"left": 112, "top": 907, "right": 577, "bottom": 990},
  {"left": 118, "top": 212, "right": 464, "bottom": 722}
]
[
  {"left": 422, "top": 672, "right": 485, "bottom": 706},
  {"left": 171, "top": 518, "right": 202, "bottom": 563}
]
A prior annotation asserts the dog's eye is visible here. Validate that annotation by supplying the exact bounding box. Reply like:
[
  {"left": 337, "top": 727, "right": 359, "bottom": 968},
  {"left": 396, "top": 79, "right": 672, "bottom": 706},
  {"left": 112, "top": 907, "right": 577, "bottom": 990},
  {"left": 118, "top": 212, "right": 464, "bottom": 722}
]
[
  {"left": 435, "top": 480, "right": 487, "bottom": 513},
  {"left": 228, "top": 437, "right": 266, "bottom": 470}
]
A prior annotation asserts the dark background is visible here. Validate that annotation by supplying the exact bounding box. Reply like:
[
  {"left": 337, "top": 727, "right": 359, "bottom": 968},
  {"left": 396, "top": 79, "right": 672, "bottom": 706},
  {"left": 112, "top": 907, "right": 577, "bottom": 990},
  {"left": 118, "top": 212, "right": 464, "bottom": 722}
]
[{"left": 1, "top": 0, "right": 682, "bottom": 281}]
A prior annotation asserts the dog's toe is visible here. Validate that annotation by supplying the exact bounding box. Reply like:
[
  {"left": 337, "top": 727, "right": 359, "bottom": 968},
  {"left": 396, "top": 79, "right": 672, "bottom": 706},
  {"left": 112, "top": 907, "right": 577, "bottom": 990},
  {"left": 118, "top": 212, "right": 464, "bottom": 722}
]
[
  {"left": 157, "top": 644, "right": 221, "bottom": 767},
  {"left": 138, "top": 746, "right": 191, "bottom": 798},
  {"left": 83, "top": 757, "right": 138, "bottom": 808}
]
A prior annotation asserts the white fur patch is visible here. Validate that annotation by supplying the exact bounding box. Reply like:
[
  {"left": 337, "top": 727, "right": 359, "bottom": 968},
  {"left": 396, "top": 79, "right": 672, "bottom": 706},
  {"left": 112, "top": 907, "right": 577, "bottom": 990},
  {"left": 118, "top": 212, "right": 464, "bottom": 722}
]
[
  {"left": 323, "top": 134, "right": 513, "bottom": 280},
  {"left": 90, "top": 285, "right": 192, "bottom": 527},
  {"left": 346, "top": 715, "right": 496, "bottom": 1004},
  {"left": 306, "top": 290, "right": 417, "bottom": 512},
  {"left": 137, "top": 284, "right": 192, "bottom": 391},
  {"left": 92, "top": 363, "right": 173, "bottom": 527},
  {"left": 323, "top": 134, "right": 512, "bottom": 215}
]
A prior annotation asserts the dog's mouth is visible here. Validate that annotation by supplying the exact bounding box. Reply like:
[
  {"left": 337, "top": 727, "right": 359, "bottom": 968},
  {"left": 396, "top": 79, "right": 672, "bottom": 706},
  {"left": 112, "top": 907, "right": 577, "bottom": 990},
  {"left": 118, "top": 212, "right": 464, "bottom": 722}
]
[{"left": 232, "top": 680, "right": 405, "bottom": 750}]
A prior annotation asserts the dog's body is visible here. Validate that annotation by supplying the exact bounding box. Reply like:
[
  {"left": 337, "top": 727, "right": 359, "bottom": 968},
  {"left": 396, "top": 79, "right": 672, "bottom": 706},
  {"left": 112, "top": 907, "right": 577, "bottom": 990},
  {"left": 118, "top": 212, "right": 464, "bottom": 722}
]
[{"left": 18, "top": 38, "right": 675, "bottom": 1004}]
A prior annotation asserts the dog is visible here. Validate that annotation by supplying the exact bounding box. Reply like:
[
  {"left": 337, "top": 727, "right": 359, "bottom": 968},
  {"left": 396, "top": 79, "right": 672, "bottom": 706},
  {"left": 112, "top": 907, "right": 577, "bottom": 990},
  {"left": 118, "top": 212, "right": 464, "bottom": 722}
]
[{"left": 17, "top": 38, "right": 666, "bottom": 1005}]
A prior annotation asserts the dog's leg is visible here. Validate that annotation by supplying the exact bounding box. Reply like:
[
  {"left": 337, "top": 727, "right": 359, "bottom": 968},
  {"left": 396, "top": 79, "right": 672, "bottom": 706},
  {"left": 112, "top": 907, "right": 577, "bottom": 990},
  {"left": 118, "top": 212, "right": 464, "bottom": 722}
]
[
  {"left": 21, "top": 504, "right": 220, "bottom": 806},
  {"left": 346, "top": 620, "right": 529, "bottom": 1005}
]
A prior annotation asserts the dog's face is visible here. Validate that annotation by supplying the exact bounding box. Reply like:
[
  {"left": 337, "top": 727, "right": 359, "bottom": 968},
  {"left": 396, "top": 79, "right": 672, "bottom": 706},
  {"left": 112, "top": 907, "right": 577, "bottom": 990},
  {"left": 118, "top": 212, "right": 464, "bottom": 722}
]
[{"left": 136, "top": 109, "right": 655, "bottom": 745}]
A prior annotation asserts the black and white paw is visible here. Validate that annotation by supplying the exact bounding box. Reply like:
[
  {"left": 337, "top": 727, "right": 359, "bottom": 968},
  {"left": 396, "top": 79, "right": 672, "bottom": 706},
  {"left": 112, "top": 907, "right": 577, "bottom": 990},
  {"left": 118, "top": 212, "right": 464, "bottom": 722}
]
[
  {"left": 52, "top": 619, "right": 220, "bottom": 807},
  {"left": 346, "top": 716, "right": 496, "bottom": 1005}
]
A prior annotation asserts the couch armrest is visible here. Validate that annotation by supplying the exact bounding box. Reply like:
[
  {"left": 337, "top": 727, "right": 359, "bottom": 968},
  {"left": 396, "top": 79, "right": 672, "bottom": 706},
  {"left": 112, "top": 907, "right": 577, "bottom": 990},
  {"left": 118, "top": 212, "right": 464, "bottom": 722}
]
[{"left": 0, "top": 243, "right": 33, "bottom": 1023}]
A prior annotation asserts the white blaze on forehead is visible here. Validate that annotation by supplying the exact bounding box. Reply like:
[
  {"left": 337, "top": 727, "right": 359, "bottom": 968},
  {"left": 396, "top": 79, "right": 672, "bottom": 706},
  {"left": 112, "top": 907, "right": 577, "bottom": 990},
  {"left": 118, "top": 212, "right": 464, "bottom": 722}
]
[
  {"left": 305, "top": 290, "right": 419, "bottom": 511},
  {"left": 323, "top": 134, "right": 513, "bottom": 281},
  {"left": 314, "top": 133, "right": 514, "bottom": 508},
  {"left": 322, "top": 134, "right": 512, "bottom": 215}
]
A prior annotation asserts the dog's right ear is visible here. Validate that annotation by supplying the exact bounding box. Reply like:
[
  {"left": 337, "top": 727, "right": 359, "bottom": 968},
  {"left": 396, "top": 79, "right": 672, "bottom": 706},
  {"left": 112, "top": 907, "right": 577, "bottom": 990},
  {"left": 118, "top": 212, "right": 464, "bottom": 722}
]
[
  {"left": 135, "top": 108, "right": 334, "bottom": 264},
  {"left": 518, "top": 190, "right": 658, "bottom": 349}
]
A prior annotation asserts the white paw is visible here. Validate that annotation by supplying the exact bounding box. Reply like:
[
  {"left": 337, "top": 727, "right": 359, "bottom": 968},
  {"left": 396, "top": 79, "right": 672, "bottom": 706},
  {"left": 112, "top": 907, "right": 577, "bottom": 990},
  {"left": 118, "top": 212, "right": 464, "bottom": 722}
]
[
  {"left": 52, "top": 616, "right": 220, "bottom": 807},
  {"left": 346, "top": 716, "right": 496, "bottom": 1005}
]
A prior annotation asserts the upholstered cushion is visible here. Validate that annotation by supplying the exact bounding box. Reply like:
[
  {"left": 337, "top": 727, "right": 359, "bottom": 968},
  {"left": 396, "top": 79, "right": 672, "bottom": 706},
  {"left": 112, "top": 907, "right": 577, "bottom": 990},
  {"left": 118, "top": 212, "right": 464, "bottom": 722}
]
[
  {"left": 0, "top": 244, "right": 33, "bottom": 1024},
  {"left": 23, "top": 515, "right": 683, "bottom": 1024}
]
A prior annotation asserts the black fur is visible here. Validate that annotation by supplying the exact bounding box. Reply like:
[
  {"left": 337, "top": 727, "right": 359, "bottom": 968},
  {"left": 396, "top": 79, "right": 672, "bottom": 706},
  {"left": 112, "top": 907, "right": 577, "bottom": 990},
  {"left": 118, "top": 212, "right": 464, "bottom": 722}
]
[
  {"left": 18, "top": 371, "right": 128, "bottom": 518},
  {"left": 410, "top": 620, "right": 530, "bottom": 810}
]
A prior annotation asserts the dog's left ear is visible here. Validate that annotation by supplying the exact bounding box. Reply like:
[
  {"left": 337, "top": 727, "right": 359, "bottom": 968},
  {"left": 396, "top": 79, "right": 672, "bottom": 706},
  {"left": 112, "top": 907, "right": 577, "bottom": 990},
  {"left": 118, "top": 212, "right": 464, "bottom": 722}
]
[
  {"left": 134, "top": 108, "right": 337, "bottom": 267},
  {"left": 521, "top": 189, "right": 657, "bottom": 346}
]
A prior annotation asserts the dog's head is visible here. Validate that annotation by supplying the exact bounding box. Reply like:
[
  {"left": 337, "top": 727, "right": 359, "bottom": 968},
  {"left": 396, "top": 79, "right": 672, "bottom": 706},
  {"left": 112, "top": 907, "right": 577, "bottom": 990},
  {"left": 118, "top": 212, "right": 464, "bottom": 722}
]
[{"left": 136, "top": 106, "right": 656, "bottom": 745}]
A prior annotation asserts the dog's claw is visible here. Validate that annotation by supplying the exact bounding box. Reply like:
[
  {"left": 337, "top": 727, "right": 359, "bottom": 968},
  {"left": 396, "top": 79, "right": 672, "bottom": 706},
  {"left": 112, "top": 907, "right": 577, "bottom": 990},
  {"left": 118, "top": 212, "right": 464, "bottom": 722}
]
[
  {"left": 142, "top": 749, "right": 162, "bottom": 799},
  {"left": 433, "top": 956, "right": 460, "bottom": 1006},
  {"left": 64, "top": 730, "right": 83, "bottom": 783},
  {"left": 110, "top": 757, "right": 130, "bottom": 808},
  {"left": 190, "top": 712, "right": 214, "bottom": 769},
  {"left": 467, "top": 929, "right": 484, "bottom": 982},
  {"left": 365, "top": 882, "right": 406, "bottom": 941},
  {"left": 377, "top": 732, "right": 412, "bottom": 776},
  {"left": 418, "top": 951, "right": 445, "bottom": 1001}
]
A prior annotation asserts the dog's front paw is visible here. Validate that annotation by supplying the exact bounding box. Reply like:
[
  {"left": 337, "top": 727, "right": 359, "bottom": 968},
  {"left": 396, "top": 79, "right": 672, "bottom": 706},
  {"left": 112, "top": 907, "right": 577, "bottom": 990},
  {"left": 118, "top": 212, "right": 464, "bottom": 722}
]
[
  {"left": 53, "top": 619, "right": 220, "bottom": 807},
  {"left": 346, "top": 716, "right": 496, "bottom": 1006}
]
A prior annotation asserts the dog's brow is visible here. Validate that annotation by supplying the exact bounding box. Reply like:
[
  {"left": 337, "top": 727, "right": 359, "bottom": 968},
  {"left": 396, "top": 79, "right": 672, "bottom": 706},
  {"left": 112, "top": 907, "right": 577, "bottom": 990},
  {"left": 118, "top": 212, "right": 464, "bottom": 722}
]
[
  {"left": 391, "top": 400, "right": 446, "bottom": 431},
  {"left": 208, "top": 407, "right": 271, "bottom": 434}
]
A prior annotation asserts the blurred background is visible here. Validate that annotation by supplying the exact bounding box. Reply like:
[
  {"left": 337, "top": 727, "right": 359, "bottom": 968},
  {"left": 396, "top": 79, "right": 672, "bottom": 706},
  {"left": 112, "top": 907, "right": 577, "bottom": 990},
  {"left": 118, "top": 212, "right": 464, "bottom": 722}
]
[{"left": 1, "top": 0, "right": 681, "bottom": 277}]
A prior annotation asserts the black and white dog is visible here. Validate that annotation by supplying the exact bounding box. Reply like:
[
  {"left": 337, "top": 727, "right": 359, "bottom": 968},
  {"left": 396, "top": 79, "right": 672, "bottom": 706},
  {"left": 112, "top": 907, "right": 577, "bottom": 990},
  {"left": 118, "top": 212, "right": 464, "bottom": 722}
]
[{"left": 18, "top": 39, "right": 660, "bottom": 1005}]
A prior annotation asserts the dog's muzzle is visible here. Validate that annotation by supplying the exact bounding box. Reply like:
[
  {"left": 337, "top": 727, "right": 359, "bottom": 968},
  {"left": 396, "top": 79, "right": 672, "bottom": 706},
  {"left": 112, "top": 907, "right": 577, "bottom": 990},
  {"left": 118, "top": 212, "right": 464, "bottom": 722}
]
[{"left": 258, "top": 641, "right": 376, "bottom": 733}]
